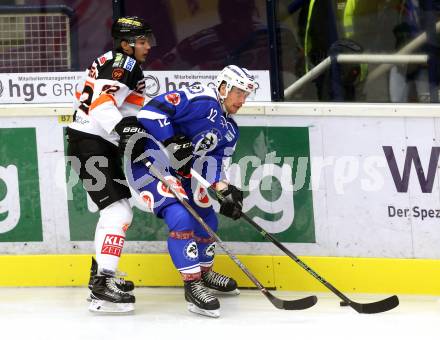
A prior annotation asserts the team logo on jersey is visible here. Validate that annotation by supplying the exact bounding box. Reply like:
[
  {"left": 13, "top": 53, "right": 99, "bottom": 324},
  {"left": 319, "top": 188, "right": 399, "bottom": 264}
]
[
  {"left": 225, "top": 131, "right": 235, "bottom": 142},
  {"left": 123, "top": 57, "right": 135, "bottom": 72},
  {"left": 220, "top": 116, "right": 237, "bottom": 142},
  {"left": 97, "top": 51, "right": 112, "bottom": 66},
  {"left": 165, "top": 92, "right": 181, "bottom": 106},
  {"left": 204, "top": 243, "right": 216, "bottom": 257},
  {"left": 140, "top": 190, "right": 155, "bottom": 211},
  {"left": 113, "top": 53, "right": 124, "bottom": 67},
  {"left": 157, "top": 176, "right": 188, "bottom": 199},
  {"left": 183, "top": 240, "right": 198, "bottom": 260},
  {"left": 112, "top": 68, "right": 125, "bottom": 80},
  {"left": 194, "top": 184, "right": 212, "bottom": 208},
  {"left": 98, "top": 56, "right": 106, "bottom": 66},
  {"left": 193, "top": 130, "right": 220, "bottom": 156}
]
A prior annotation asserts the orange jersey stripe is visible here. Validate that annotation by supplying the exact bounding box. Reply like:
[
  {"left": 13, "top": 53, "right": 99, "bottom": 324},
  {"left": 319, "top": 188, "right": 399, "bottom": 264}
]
[
  {"left": 89, "top": 93, "right": 117, "bottom": 111},
  {"left": 125, "top": 93, "right": 144, "bottom": 106},
  {"left": 85, "top": 80, "right": 94, "bottom": 88}
]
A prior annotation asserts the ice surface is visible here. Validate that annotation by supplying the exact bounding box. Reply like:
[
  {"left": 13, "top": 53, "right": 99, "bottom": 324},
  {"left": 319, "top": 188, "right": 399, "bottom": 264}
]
[{"left": 0, "top": 287, "right": 437, "bottom": 340}]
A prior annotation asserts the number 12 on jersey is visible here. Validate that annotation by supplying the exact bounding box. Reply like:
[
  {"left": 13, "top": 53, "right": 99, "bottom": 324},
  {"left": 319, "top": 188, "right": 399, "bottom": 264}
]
[
  {"left": 207, "top": 108, "right": 217, "bottom": 123},
  {"left": 158, "top": 118, "right": 170, "bottom": 127}
]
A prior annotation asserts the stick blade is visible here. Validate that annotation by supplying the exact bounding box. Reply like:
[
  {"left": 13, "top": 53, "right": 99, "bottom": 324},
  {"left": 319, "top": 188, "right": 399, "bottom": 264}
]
[
  {"left": 349, "top": 295, "right": 399, "bottom": 314},
  {"left": 283, "top": 295, "right": 318, "bottom": 310},
  {"left": 266, "top": 292, "right": 318, "bottom": 310}
]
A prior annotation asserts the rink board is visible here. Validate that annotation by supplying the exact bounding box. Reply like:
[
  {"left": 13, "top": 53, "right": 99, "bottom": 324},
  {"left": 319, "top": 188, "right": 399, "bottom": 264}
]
[
  {"left": 2, "top": 103, "right": 440, "bottom": 294},
  {"left": 1, "top": 254, "right": 440, "bottom": 295}
]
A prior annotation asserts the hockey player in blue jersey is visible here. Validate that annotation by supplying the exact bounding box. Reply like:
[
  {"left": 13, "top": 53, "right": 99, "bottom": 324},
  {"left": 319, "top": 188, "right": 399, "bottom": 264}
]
[{"left": 129, "top": 65, "right": 256, "bottom": 318}]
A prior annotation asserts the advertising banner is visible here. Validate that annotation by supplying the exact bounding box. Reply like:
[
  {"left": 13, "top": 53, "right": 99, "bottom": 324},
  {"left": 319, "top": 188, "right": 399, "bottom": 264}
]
[
  {"left": 0, "top": 128, "right": 42, "bottom": 241},
  {"left": 0, "top": 114, "right": 314, "bottom": 255},
  {"left": 0, "top": 73, "right": 83, "bottom": 104},
  {"left": 66, "top": 126, "right": 315, "bottom": 243},
  {"left": 0, "top": 71, "right": 271, "bottom": 104},
  {"left": 141, "top": 71, "right": 271, "bottom": 101},
  {"left": 2, "top": 109, "right": 440, "bottom": 258}
]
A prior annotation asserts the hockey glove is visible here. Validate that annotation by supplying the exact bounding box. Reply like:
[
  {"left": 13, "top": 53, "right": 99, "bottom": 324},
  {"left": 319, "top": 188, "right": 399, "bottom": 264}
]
[
  {"left": 114, "top": 116, "right": 146, "bottom": 161},
  {"left": 163, "top": 134, "right": 194, "bottom": 177},
  {"left": 218, "top": 184, "right": 243, "bottom": 220}
]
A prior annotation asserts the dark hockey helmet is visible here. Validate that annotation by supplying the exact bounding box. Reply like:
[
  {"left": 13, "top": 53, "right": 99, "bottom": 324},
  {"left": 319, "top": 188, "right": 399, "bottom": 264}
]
[{"left": 111, "top": 16, "right": 156, "bottom": 47}]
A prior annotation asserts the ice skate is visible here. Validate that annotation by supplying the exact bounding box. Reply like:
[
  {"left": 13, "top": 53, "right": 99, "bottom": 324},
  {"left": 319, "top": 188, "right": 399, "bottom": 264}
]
[
  {"left": 88, "top": 257, "right": 134, "bottom": 292},
  {"left": 87, "top": 257, "right": 135, "bottom": 302},
  {"left": 88, "top": 274, "right": 135, "bottom": 313},
  {"left": 184, "top": 280, "right": 220, "bottom": 318},
  {"left": 202, "top": 270, "right": 240, "bottom": 295}
]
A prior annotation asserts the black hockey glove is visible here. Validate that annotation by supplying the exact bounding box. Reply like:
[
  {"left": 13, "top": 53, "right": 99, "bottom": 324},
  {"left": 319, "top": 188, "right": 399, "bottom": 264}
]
[
  {"left": 163, "top": 134, "right": 194, "bottom": 177},
  {"left": 114, "top": 116, "right": 146, "bottom": 161},
  {"left": 218, "top": 184, "right": 243, "bottom": 220}
]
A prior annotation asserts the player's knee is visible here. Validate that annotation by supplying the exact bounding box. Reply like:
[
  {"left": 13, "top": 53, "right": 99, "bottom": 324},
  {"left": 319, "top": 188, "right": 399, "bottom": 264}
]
[
  {"left": 98, "top": 199, "right": 133, "bottom": 232},
  {"left": 162, "top": 203, "right": 195, "bottom": 233}
]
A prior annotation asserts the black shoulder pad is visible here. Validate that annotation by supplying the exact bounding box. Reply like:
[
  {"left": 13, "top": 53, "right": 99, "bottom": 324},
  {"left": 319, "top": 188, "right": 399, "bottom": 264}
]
[{"left": 97, "top": 52, "right": 143, "bottom": 89}]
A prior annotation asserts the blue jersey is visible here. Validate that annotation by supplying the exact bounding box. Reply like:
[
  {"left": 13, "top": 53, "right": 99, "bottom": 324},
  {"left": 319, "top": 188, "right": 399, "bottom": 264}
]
[{"left": 137, "top": 84, "right": 239, "bottom": 184}]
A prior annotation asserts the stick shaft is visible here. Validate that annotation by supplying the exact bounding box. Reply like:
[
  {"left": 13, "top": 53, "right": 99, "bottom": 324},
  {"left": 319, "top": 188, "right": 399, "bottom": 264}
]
[
  {"left": 146, "top": 161, "right": 268, "bottom": 292},
  {"left": 190, "top": 169, "right": 350, "bottom": 302}
]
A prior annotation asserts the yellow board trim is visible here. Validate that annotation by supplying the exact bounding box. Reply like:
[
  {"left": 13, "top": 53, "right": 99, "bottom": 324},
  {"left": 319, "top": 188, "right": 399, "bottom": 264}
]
[{"left": 1, "top": 254, "right": 439, "bottom": 295}]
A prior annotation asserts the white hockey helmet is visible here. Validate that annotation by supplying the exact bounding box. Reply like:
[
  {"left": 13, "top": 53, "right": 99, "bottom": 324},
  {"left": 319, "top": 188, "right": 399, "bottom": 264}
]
[{"left": 216, "top": 65, "right": 256, "bottom": 100}]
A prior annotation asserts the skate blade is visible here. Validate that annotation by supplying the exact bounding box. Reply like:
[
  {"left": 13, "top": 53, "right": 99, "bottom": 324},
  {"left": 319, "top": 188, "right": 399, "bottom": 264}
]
[
  {"left": 187, "top": 303, "right": 220, "bottom": 318},
  {"left": 88, "top": 299, "right": 135, "bottom": 313},
  {"left": 209, "top": 288, "right": 240, "bottom": 296},
  {"left": 87, "top": 291, "right": 134, "bottom": 298},
  {"left": 87, "top": 293, "right": 132, "bottom": 302}
]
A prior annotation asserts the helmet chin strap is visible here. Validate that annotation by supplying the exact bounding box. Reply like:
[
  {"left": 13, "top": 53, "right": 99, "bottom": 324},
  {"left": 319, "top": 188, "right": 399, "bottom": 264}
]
[
  {"left": 128, "top": 41, "right": 136, "bottom": 55},
  {"left": 218, "top": 87, "right": 229, "bottom": 113},
  {"left": 221, "top": 102, "right": 229, "bottom": 114},
  {"left": 121, "top": 42, "right": 139, "bottom": 61},
  {"left": 119, "top": 40, "right": 135, "bottom": 57}
]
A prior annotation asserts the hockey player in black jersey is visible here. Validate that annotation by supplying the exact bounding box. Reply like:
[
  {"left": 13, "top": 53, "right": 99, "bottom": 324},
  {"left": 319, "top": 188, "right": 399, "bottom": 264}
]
[{"left": 66, "top": 16, "right": 155, "bottom": 313}]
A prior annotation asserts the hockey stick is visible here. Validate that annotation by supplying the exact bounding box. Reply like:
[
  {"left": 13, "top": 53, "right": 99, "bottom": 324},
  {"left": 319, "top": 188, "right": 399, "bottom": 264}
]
[
  {"left": 142, "top": 160, "right": 317, "bottom": 311},
  {"left": 190, "top": 169, "right": 399, "bottom": 314}
]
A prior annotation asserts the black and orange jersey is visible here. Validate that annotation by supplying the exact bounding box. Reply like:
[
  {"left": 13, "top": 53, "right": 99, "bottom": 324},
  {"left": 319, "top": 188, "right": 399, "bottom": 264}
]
[{"left": 69, "top": 50, "right": 146, "bottom": 145}]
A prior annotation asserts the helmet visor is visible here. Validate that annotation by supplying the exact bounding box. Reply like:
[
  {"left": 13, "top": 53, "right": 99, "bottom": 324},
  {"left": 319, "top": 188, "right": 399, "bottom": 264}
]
[
  {"left": 128, "top": 30, "right": 157, "bottom": 48},
  {"left": 230, "top": 86, "right": 255, "bottom": 100},
  {"left": 137, "top": 32, "right": 157, "bottom": 47}
]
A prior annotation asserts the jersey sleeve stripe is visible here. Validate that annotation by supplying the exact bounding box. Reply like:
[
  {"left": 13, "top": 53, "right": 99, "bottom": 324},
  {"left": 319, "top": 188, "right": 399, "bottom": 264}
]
[
  {"left": 145, "top": 99, "right": 176, "bottom": 116},
  {"left": 124, "top": 93, "right": 144, "bottom": 106},
  {"left": 89, "top": 93, "right": 117, "bottom": 111},
  {"left": 138, "top": 109, "right": 167, "bottom": 120}
]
